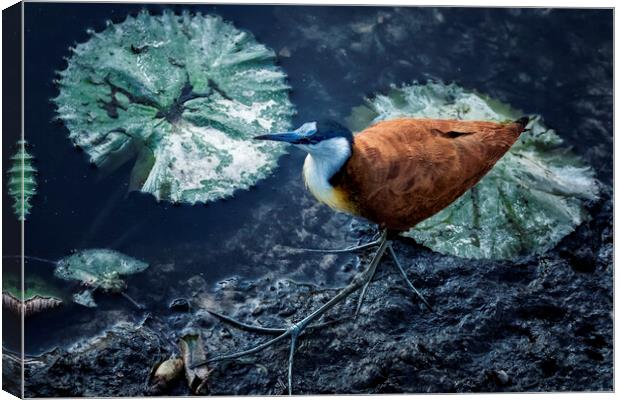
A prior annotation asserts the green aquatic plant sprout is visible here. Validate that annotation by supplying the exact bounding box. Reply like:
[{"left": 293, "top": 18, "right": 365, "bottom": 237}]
[
  {"left": 6, "top": 140, "right": 37, "bottom": 221},
  {"left": 54, "top": 249, "right": 149, "bottom": 308},
  {"left": 54, "top": 10, "right": 295, "bottom": 204},
  {"left": 347, "top": 82, "right": 599, "bottom": 260}
]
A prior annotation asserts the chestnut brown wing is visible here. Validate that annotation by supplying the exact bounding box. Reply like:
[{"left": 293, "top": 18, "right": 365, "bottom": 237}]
[{"left": 341, "top": 118, "right": 525, "bottom": 230}]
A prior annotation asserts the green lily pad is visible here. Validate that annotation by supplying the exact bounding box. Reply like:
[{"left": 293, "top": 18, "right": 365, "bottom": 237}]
[
  {"left": 54, "top": 249, "right": 149, "bottom": 307},
  {"left": 3, "top": 270, "right": 65, "bottom": 316},
  {"left": 53, "top": 10, "right": 295, "bottom": 204},
  {"left": 346, "top": 81, "right": 599, "bottom": 260},
  {"left": 4, "top": 272, "right": 64, "bottom": 301}
]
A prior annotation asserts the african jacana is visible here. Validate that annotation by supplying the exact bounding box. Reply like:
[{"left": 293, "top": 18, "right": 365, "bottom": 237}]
[{"left": 198, "top": 117, "right": 529, "bottom": 394}]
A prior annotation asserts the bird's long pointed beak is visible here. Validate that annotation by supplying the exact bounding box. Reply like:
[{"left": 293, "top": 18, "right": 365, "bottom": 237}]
[
  {"left": 253, "top": 132, "right": 303, "bottom": 143},
  {"left": 254, "top": 122, "right": 317, "bottom": 143}
]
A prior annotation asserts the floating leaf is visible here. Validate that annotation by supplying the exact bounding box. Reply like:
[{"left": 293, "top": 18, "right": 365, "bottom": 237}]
[
  {"left": 54, "top": 249, "right": 149, "bottom": 307},
  {"left": 2, "top": 270, "right": 64, "bottom": 316},
  {"left": 6, "top": 140, "right": 37, "bottom": 221},
  {"left": 346, "top": 81, "right": 599, "bottom": 260},
  {"left": 53, "top": 10, "right": 295, "bottom": 204},
  {"left": 2, "top": 293, "right": 63, "bottom": 317}
]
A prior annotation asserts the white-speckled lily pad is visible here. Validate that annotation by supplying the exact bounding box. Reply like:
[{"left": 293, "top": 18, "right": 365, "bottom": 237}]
[
  {"left": 347, "top": 82, "right": 599, "bottom": 260},
  {"left": 54, "top": 249, "right": 149, "bottom": 307},
  {"left": 54, "top": 10, "right": 295, "bottom": 204}
]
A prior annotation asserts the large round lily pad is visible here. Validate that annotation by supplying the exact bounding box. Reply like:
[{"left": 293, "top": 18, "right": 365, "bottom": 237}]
[
  {"left": 53, "top": 10, "right": 295, "bottom": 204},
  {"left": 347, "top": 81, "right": 599, "bottom": 260}
]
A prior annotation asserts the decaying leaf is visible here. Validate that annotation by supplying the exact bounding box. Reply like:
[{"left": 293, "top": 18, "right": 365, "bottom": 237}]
[
  {"left": 148, "top": 357, "right": 184, "bottom": 394},
  {"left": 179, "top": 334, "right": 210, "bottom": 394}
]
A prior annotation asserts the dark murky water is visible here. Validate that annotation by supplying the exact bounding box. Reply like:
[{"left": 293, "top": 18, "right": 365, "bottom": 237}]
[{"left": 2, "top": 4, "right": 612, "bottom": 393}]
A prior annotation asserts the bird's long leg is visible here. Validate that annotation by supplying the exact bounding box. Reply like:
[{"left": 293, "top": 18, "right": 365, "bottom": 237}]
[
  {"left": 276, "top": 232, "right": 389, "bottom": 394},
  {"left": 206, "top": 309, "right": 287, "bottom": 334},
  {"left": 194, "top": 230, "right": 389, "bottom": 395},
  {"left": 387, "top": 243, "right": 433, "bottom": 311},
  {"left": 285, "top": 230, "right": 383, "bottom": 254},
  {"left": 354, "top": 257, "right": 381, "bottom": 318},
  {"left": 286, "top": 239, "right": 382, "bottom": 254}
]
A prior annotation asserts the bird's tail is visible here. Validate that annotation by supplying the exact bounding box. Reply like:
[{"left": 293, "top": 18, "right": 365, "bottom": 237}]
[{"left": 514, "top": 116, "right": 530, "bottom": 132}]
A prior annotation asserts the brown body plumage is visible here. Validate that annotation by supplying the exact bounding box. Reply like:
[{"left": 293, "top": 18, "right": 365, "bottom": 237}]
[{"left": 329, "top": 118, "right": 526, "bottom": 231}]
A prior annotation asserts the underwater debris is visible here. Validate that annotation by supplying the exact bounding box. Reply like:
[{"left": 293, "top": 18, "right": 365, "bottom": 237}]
[
  {"left": 53, "top": 10, "right": 295, "bottom": 204},
  {"left": 169, "top": 297, "right": 191, "bottom": 312},
  {"left": 179, "top": 334, "right": 209, "bottom": 394},
  {"left": 148, "top": 357, "right": 185, "bottom": 394},
  {"left": 347, "top": 81, "right": 599, "bottom": 260},
  {"left": 2, "top": 271, "right": 65, "bottom": 317},
  {"left": 54, "top": 249, "right": 149, "bottom": 308},
  {"left": 72, "top": 290, "right": 97, "bottom": 308},
  {"left": 6, "top": 140, "right": 37, "bottom": 221}
]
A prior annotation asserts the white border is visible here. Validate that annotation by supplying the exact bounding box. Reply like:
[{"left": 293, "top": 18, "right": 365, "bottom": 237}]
[{"left": 0, "top": 1, "right": 616, "bottom": 400}]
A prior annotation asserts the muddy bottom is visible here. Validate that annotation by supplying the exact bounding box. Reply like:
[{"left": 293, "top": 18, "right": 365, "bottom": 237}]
[{"left": 12, "top": 186, "right": 612, "bottom": 396}]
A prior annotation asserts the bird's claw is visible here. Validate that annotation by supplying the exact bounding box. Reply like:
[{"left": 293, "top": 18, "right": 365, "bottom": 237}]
[{"left": 387, "top": 243, "right": 433, "bottom": 312}]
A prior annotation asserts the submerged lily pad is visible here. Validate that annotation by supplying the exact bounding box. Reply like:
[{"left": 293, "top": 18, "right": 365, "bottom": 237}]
[
  {"left": 54, "top": 10, "right": 295, "bottom": 204},
  {"left": 347, "top": 81, "right": 599, "bottom": 260},
  {"left": 54, "top": 249, "right": 149, "bottom": 307},
  {"left": 3, "top": 271, "right": 65, "bottom": 316}
]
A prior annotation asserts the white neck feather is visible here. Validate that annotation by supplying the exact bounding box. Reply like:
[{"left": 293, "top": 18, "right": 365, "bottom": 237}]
[{"left": 301, "top": 137, "right": 351, "bottom": 205}]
